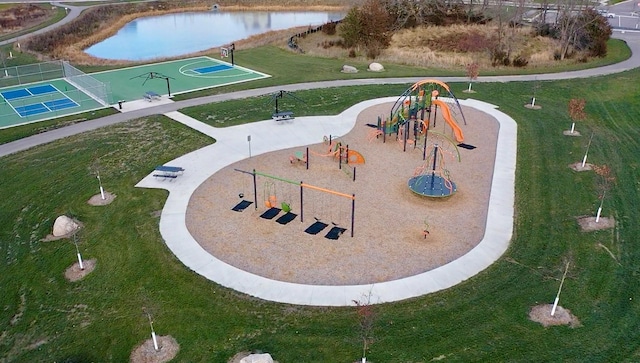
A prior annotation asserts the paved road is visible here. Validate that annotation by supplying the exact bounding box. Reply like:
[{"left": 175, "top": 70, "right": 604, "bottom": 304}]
[
  {"left": 0, "top": 21, "right": 638, "bottom": 159},
  {"left": 0, "top": 2, "right": 86, "bottom": 47}
]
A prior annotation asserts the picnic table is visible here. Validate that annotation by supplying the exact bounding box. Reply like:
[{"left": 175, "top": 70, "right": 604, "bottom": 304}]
[
  {"left": 144, "top": 91, "right": 161, "bottom": 102},
  {"left": 153, "top": 165, "right": 184, "bottom": 179},
  {"left": 272, "top": 111, "right": 294, "bottom": 121}
]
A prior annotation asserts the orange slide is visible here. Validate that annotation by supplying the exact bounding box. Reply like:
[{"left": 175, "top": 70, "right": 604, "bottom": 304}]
[{"left": 432, "top": 99, "right": 464, "bottom": 143}]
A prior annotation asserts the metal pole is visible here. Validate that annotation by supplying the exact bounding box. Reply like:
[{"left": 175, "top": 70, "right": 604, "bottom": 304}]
[
  {"left": 306, "top": 147, "right": 309, "bottom": 170},
  {"left": 252, "top": 169, "right": 257, "bottom": 209},
  {"left": 351, "top": 194, "right": 355, "bottom": 237},
  {"left": 430, "top": 145, "right": 438, "bottom": 190},
  {"left": 300, "top": 182, "right": 304, "bottom": 222}
]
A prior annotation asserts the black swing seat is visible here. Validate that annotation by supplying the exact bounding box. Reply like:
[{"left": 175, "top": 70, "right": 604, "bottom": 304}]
[
  {"left": 276, "top": 212, "right": 297, "bottom": 225},
  {"left": 232, "top": 200, "right": 253, "bottom": 212},
  {"left": 305, "top": 221, "right": 328, "bottom": 235},
  {"left": 325, "top": 226, "right": 347, "bottom": 240},
  {"left": 260, "top": 207, "right": 281, "bottom": 220}
]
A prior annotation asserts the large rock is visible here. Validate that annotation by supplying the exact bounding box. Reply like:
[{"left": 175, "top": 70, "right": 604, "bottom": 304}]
[
  {"left": 368, "top": 62, "right": 384, "bottom": 72},
  {"left": 239, "top": 353, "right": 273, "bottom": 363},
  {"left": 52, "top": 215, "right": 79, "bottom": 237},
  {"left": 341, "top": 65, "right": 358, "bottom": 73}
]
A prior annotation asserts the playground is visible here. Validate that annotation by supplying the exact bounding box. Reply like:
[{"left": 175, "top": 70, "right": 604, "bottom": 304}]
[{"left": 185, "top": 98, "right": 500, "bottom": 286}]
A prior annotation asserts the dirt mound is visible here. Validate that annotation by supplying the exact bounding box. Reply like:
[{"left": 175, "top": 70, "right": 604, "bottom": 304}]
[
  {"left": 529, "top": 304, "right": 581, "bottom": 327},
  {"left": 576, "top": 216, "right": 615, "bottom": 232},
  {"left": 130, "top": 335, "right": 179, "bottom": 363},
  {"left": 64, "top": 259, "right": 97, "bottom": 282},
  {"left": 87, "top": 191, "right": 117, "bottom": 206}
]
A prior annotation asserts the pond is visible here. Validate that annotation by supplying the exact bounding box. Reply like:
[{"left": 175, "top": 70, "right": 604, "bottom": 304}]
[{"left": 85, "top": 11, "right": 343, "bottom": 61}]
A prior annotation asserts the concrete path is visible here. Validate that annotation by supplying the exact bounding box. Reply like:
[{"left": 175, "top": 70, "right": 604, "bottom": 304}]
[{"left": 135, "top": 98, "right": 516, "bottom": 306}]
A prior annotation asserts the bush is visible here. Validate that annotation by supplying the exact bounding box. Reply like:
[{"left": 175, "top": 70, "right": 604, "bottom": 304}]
[
  {"left": 491, "top": 48, "right": 510, "bottom": 67},
  {"left": 322, "top": 21, "right": 338, "bottom": 35},
  {"left": 366, "top": 43, "right": 381, "bottom": 59},
  {"left": 512, "top": 55, "right": 529, "bottom": 67}
]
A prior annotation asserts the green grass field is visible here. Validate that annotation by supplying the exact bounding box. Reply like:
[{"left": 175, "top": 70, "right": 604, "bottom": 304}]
[{"left": 1, "top": 63, "right": 639, "bottom": 361}]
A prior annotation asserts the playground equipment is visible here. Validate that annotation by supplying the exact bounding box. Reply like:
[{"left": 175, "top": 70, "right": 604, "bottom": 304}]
[
  {"left": 233, "top": 169, "right": 356, "bottom": 238},
  {"left": 368, "top": 79, "right": 468, "bottom": 154},
  {"left": 408, "top": 132, "right": 461, "bottom": 198},
  {"left": 305, "top": 136, "right": 364, "bottom": 181}
]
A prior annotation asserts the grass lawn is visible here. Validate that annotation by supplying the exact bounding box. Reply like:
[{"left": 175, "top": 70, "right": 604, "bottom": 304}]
[{"left": 1, "top": 63, "right": 639, "bottom": 361}]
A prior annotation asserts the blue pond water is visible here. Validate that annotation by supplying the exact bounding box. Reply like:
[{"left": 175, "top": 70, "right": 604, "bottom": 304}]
[{"left": 85, "top": 11, "right": 343, "bottom": 61}]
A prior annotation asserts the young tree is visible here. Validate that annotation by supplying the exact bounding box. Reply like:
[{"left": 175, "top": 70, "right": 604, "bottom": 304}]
[
  {"left": 465, "top": 62, "right": 480, "bottom": 92},
  {"left": 592, "top": 164, "right": 615, "bottom": 222},
  {"left": 353, "top": 293, "right": 376, "bottom": 363},
  {"left": 568, "top": 98, "right": 586, "bottom": 133}
]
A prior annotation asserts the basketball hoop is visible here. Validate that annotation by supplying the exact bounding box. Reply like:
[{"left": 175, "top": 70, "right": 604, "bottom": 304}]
[{"left": 220, "top": 47, "right": 229, "bottom": 59}]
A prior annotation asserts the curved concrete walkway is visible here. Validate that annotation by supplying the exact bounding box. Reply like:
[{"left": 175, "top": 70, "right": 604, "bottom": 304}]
[{"left": 136, "top": 97, "right": 516, "bottom": 306}]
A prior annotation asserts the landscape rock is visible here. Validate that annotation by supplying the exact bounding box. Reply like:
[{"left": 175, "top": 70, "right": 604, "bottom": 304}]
[
  {"left": 239, "top": 353, "right": 273, "bottom": 363},
  {"left": 52, "top": 215, "right": 79, "bottom": 237},
  {"left": 341, "top": 65, "right": 358, "bottom": 73},
  {"left": 368, "top": 62, "right": 384, "bottom": 72}
]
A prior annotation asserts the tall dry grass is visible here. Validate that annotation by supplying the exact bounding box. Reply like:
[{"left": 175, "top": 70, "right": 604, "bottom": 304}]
[{"left": 296, "top": 23, "right": 566, "bottom": 70}]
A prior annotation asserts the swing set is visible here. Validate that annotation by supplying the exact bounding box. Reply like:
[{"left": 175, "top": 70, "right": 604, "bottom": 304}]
[{"left": 232, "top": 168, "right": 356, "bottom": 238}]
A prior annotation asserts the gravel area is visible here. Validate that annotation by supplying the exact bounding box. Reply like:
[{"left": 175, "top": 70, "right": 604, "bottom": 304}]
[{"left": 186, "top": 102, "right": 498, "bottom": 285}]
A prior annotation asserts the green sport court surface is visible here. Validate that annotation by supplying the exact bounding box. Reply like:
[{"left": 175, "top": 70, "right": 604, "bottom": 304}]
[
  {"left": 0, "top": 79, "right": 104, "bottom": 128},
  {"left": 0, "top": 56, "right": 269, "bottom": 128},
  {"left": 91, "top": 56, "right": 270, "bottom": 102}
]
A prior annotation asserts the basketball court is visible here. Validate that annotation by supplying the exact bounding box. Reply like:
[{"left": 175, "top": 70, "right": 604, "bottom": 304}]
[
  {"left": 91, "top": 55, "right": 269, "bottom": 103},
  {"left": 0, "top": 54, "right": 270, "bottom": 128}
]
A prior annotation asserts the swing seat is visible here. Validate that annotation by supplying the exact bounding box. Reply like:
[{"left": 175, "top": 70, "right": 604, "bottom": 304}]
[
  {"left": 265, "top": 195, "right": 277, "bottom": 208},
  {"left": 260, "top": 207, "right": 281, "bottom": 220},
  {"left": 276, "top": 212, "right": 297, "bottom": 225},
  {"left": 232, "top": 200, "right": 253, "bottom": 212},
  {"left": 325, "top": 226, "right": 347, "bottom": 240},
  {"left": 281, "top": 202, "right": 291, "bottom": 213}
]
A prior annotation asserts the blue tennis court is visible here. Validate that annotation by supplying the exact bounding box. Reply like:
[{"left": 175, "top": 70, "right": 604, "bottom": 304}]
[
  {"left": 193, "top": 64, "right": 233, "bottom": 74},
  {"left": 1, "top": 84, "right": 58, "bottom": 100},
  {"left": 1, "top": 83, "right": 80, "bottom": 117}
]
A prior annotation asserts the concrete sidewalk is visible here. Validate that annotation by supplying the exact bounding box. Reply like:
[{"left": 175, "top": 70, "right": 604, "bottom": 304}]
[{"left": 136, "top": 97, "right": 517, "bottom": 306}]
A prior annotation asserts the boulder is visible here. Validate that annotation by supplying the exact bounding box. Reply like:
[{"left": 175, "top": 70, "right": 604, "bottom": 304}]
[
  {"left": 52, "top": 215, "right": 79, "bottom": 237},
  {"left": 239, "top": 353, "right": 273, "bottom": 363},
  {"left": 341, "top": 65, "right": 358, "bottom": 73},
  {"left": 368, "top": 62, "right": 384, "bottom": 72}
]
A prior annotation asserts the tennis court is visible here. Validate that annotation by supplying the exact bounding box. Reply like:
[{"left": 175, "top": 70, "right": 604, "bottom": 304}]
[
  {"left": 91, "top": 56, "right": 270, "bottom": 102},
  {"left": 0, "top": 56, "right": 269, "bottom": 128},
  {"left": 0, "top": 78, "right": 105, "bottom": 128}
]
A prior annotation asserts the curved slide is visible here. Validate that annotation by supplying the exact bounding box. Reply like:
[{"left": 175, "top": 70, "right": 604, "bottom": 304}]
[{"left": 432, "top": 99, "right": 464, "bottom": 143}]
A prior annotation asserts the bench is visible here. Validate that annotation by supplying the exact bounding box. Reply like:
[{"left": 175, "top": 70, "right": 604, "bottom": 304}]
[
  {"left": 153, "top": 165, "right": 184, "bottom": 179},
  {"left": 144, "top": 91, "right": 161, "bottom": 102},
  {"left": 153, "top": 174, "right": 178, "bottom": 179},
  {"left": 272, "top": 111, "right": 294, "bottom": 121}
]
